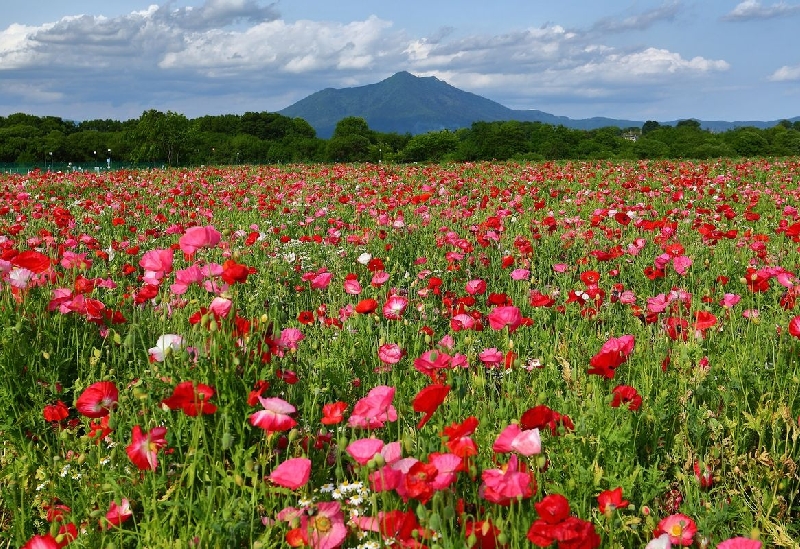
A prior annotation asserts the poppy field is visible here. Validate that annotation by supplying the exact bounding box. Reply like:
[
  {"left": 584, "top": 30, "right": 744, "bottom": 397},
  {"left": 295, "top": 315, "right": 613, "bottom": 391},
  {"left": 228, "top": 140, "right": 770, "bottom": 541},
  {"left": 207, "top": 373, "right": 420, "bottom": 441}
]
[{"left": 2, "top": 160, "right": 800, "bottom": 548}]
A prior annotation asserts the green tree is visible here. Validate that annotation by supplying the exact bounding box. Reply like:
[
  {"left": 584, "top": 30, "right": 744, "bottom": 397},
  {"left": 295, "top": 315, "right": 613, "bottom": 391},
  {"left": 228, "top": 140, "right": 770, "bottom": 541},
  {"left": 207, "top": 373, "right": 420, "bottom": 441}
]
[
  {"left": 130, "top": 110, "right": 190, "bottom": 165},
  {"left": 326, "top": 117, "right": 373, "bottom": 162}
]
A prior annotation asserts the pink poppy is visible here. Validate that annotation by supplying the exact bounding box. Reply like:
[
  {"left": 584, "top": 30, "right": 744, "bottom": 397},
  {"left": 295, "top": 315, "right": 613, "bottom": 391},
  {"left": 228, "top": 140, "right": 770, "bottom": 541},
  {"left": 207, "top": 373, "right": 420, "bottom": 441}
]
[
  {"left": 75, "top": 381, "right": 118, "bottom": 418},
  {"left": 278, "top": 328, "right": 305, "bottom": 351},
  {"left": 382, "top": 295, "right": 408, "bottom": 320},
  {"left": 672, "top": 255, "right": 692, "bottom": 276},
  {"left": 311, "top": 271, "right": 333, "bottom": 290},
  {"left": 493, "top": 424, "right": 542, "bottom": 456},
  {"left": 209, "top": 297, "right": 232, "bottom": 318},
  {"left": 465, "top": 279, "right": 486, "bottom": 295},
  {"left": 654, "top": 513, "right": 697, "bottom": 547},
  {"left": 717, "top": 538, "right": 762, "bottom": 549},
  {"left": 480, "top": 454, "right": 535, "bottom": 505},
  {"left": 139, "top": 248, "right": 174, "bottom": 285},
  {"left": 510, "top": 269, "right": 530, "bottom": 281},
  {"left": 269, "top": 457, "right": 311, "bottom": 489},
  {"left": 487, "top": 305, "right": 523, "bottom": 333},
  {"left": 348, "top": 385, "right": 398, "bottom": 429},
  {"left": 301, "top": 501, "right": 348, "bottom": 549},
  {"left": 21, "top": 535, "right": 59, "bottom": 549},
  {"left": 250, "top": 397, "right": 298, "bottom": 432},
  {"left": 378, "top": 343, "right": 405, "bottom": 365},
  {"left": 720, "top": 293, "right": 741, "bottom": 308},
  {"left": 170, "top": 265, "right": 204, "bottom": 295},
  {"left": 346, "top": 438, "right": 385, "bottom": 465},
  {"left": 371, "top": 271, "right": 390, "bottom": 286},
  {"left": 479, "top": 348, "right": 504, "bottom": 367},
  {"left": 104, "top": 498, "right": 133, "bottom": 528},
  {"left": 178, "top": 225, "right": 221, "bottom": 255},
  {"left": 126, "top": 425, "right": 168, "bottom": 471},
  {"left": 343, "top": 278, "right": 362, "bottom": 295}
]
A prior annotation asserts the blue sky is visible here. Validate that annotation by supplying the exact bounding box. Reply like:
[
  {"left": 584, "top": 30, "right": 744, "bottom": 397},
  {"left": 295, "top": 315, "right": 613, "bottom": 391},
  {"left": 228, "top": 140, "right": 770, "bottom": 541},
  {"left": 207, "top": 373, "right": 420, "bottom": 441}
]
[{"left": 1, "top": 0, "right": 799, "bottom": 123}]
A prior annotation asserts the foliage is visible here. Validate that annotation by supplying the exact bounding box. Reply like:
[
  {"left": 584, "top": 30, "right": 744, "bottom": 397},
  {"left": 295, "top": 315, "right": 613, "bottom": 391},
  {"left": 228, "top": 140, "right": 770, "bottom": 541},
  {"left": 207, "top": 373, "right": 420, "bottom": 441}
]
[{"left": 1, "top": 160, "right": 799, "bottom": 548}]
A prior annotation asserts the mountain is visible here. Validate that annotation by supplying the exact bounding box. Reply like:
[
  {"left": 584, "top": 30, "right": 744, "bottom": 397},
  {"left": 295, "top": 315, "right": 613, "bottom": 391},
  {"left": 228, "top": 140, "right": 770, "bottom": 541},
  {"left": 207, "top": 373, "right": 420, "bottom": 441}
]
[{"left": 279, "top": 71, "right": 799, "bottom": 138}]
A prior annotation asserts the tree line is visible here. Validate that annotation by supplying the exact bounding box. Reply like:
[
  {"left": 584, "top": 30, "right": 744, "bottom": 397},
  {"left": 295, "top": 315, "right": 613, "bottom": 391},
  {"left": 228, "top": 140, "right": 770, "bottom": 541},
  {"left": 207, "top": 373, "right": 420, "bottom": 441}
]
[{"left": 2, "top": 110, "right": 800, "bottom": 167}]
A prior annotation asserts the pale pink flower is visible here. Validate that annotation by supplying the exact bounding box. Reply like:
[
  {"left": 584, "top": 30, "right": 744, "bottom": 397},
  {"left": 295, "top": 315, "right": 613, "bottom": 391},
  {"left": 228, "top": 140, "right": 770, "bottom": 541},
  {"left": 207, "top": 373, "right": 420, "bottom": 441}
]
[
  {"left": 552, "top": 263, "right": 568, "bottom": 273},
  {"left": 148, "top": 334, "right": 183, "bottom": 362},
  {"left": 493, "top": 424, "right": 541, "bottom": 456}
]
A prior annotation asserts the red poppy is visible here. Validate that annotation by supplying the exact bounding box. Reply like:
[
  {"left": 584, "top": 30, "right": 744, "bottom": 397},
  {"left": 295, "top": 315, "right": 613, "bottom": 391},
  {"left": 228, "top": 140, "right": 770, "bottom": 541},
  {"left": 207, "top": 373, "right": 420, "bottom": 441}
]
[
  {"left": 11, "top": 250, "right": 51, "bottom": 273},
  {"left": 355, "top": 298, "right": 379, "bottom": 314},
  {"left": 76, "top": 381, "right": 119, "bottom": 418},
  {"left": 597, "top": 487, "right": 629, "bottom": 514},
  {"left": 321, "top": 401, "right": 348, "bottom": 425},
  {"left": 43, "top": 401, "right": 69, "bottom": 423},
  {"left": 610, "top": 385, "right": 642, "bottom": 411},
  {"left": 413, "top": 384, "right": 450, "bottom": 429},
  {"left": 161, "top": 381, "right": 217, "bottom": 416},
  {"left": 221, "top": 260, "right": 250, "bottom": 284}
]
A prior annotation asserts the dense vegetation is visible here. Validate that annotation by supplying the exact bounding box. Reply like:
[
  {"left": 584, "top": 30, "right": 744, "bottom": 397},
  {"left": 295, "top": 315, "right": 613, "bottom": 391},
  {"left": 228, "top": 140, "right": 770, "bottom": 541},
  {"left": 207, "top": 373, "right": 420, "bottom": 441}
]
[{"left": 2, "top": 110, "right": 800, "bottom": 168}]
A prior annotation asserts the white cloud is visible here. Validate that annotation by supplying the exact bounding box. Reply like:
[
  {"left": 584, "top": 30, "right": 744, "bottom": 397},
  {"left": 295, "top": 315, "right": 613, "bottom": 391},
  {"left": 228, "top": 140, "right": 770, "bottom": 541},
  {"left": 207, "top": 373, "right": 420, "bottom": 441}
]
[
  {"left": 769, "top": 64, "right": 800, "bottom": 81},
  {"left": 722, "top": 0, "right": 800, "bottom": 21}
]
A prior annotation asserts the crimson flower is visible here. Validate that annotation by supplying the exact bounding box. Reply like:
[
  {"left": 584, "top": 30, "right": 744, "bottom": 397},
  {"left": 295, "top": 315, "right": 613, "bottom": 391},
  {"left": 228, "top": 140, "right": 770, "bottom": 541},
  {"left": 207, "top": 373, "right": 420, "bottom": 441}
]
[
  {"left": 75, "top": 381, "right": 118, "bottom": 418},
  {"left": 11, "top": 250, "right": 51, "bottom": 273},
  {"left": 464, "top": 519, "right": 508, "bottom": 549},
  {"left": 413, "top": 384, "right": 450, "bottom": 429},
  {"left": 610, "top": 385, "right": 642, "bottom": 411},
  {"left": 527, "top": 494, "right": 601, "bottom": 549},
  {"left": 161, "top": 381, "right": 217, "bottom": 416},
  {"left": 789, "top": 316, "right": 800, "bottom": 338},
  {"left": 43, "top": 401, "right": 69, "bottom": 423},
  {"left": 126, "top": 425, "right": 168, "bottom": 471}
]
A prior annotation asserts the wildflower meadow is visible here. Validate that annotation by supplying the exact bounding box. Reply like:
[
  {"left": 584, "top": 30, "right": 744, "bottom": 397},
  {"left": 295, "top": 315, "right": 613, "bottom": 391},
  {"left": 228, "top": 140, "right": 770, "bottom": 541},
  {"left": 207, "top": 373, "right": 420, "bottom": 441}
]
[{"left": 2, "top": 160, "right": 799, "bottom": 548}]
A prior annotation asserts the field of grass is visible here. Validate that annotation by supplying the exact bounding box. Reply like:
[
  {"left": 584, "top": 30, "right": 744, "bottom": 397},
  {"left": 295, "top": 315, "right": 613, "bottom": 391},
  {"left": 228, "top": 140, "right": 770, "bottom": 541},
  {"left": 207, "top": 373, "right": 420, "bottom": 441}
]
[{"left": 1, "top": 160, "right": 798, "bottom": 548}]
